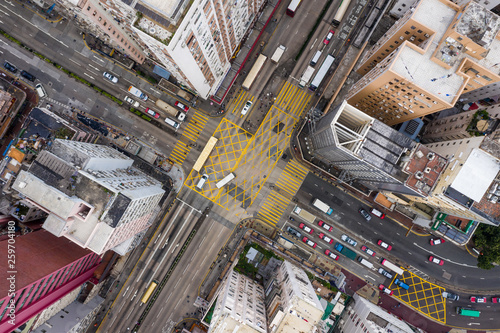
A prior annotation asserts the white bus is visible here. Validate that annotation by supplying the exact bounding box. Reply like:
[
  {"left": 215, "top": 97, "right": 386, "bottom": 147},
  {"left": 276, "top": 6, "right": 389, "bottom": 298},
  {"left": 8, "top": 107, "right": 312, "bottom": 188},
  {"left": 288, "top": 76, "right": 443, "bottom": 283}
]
[
  {"left": 216, "top": 173, "right": 235, "bottom": 188},
  {"left": 312, "top": 198, "right": 333, "bottom": 215},
  {"left": 381, "top": 259, "right": 405, "bottom": 276},
  {"left": 242, "top": 55, "right": 267, "bottom": 90},
  {"left": 309, "top": 55, "right": 335, "bottom": 91}
]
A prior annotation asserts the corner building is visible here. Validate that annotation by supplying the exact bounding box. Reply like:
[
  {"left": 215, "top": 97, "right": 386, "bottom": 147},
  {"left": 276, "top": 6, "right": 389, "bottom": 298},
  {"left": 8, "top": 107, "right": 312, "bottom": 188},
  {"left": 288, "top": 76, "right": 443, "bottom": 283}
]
[{"left": 347, "top": 0, "right": 500, "bottom": 125}]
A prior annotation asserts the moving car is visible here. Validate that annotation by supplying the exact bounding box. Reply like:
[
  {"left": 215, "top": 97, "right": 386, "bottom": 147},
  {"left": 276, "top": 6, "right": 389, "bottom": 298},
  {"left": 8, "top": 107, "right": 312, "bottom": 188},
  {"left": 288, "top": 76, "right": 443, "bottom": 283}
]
[
  {"left": 429, "top": 255, "right": 444, "bottom": 266},
  {"left": 371, "top": 208, "right": 386, "bottom": 219},
  {"left": 175, "top": 101, "right": 190, "bottom": 112},
  {"left": 470, "top": 296, "right": 487, "bottom": 303},
  {"left": 124, "top": 96, "right": 140, "bottom": 107},
  {"left": 241, "top": 100, "right": 253, "bottom": 115},
  {"left": 103, "top": 72, "right": 118, "bottom": 83},
  {"left": 20, "top": 70, "right": 36, "bottom": 82},
  {"left": 394, "top": 278, "right": 409, "bottom": 290},
  {"left": 359, "top": 208, "right": 372, "bottom": 221},
  {"left": 379, "top": 284, "right": 393, "bottom": 295},
  {"left": 318, "top": 220, "right": 333, "bottom": 232},
  {"left": 361, "top": 245, "right": 376, "bottom": 257},
  {"left": 442, "top": 291, "right": 459, "bottom": 301},
  {"left": 341, "top": 234, "right": 357, "bottom": 246},
  {"left": 3, "top": 61, "right": 17, "bottom": 73},
  {"left": 145, "top": 108, "right": 160, "bottom": 119},
  {"left": 319, "top": 233, "right": 334, "bottom": 244},
  {"left": 378, "top": 268, "right": 393, "bottom": 279},
  {"left": 430, "top": 238, "right": 445, "bottom": 246},
  {"left": 299, "top": 223, "right": 313, "bottom": 234},
  {"left": 323, "top": 30, "right": 335, "bottom": 44},
  {"left": 377, "top": 240, "right": 392, "bottom": 251},
  {"left": 325, "top": 249, "right": 339, "bottom": 261},
  {"left": 492, "top": 297, "right": 499, "bottom": 303},
  {"left": 302, "top": 237, "right": 317, "bottom": 248}
]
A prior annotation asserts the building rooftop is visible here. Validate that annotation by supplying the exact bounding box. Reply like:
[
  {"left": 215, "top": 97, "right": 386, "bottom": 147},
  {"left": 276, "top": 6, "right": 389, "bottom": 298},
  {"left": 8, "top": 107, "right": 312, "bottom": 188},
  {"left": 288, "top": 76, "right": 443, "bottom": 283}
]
[
  {"left": 0, "top": 230, "right": 92, "bottom": 296},
  {"left": 456, "top": 2, "right": 500, "bottom": 49},
  {"left": 359, "top": 120, "right": 416, "bottom": 182},
  {"left": 404, "top": 144, "right": 447, "bottom": 196}
]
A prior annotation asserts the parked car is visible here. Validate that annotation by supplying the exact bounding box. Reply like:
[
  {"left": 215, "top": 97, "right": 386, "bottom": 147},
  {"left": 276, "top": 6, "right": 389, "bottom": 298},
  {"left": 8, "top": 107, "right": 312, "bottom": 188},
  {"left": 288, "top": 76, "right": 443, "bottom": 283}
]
[
  {"left": 429, "top": 255, "right": 444, "bottom": 266},
  {"left": 145, "top": 108, "right": 160, "bottom": 119},
  {"left": 175, "top": 101, "right": 190, "bottom": 112},
  {"left": 430, "top": 238, "right": 445, "bottom": 246},
  {"left": 325, "top": 249, "right": 339, "bottom": 261},
  {"left": 299, "top": 223, "right": 313, "bottom": 234},
  {"left": 318, "top": 220, "right": 333, "bottom": 232},
  {"left": 361, "top": 245, "right": 376, "bottom": 257},
  {"left": 319, "top": 233, "right": 334, "bottom": 244},
  {"left": 103, "top": 72, "right": 118, "bottom": 83},
  {"left": 378, "top": 268, "right": 393, "bottom": 279},
  {"left": 442, "top": 292, "right": 459, "bottom": 301},
  {"left": 20, "top": 70, "right": 36, "bottom": 82},
  {"left": 377, "top": 240, "right": 392, "bottom": 251},
  {"left": 3, "top": 61, "right": 17, "bottom": 73},
  {"left": 302, "top": 237, "right": 317, "bottom": 248},
  {"left": 124, "top": 96, "right": 140, "bottom": 107},
  {"left": 341, "top": 234, "right": 357, "bottom": 246},
  {"left": 379, "top": 284, "right": 393, "bottom": 295},
  {"left": 492, "top": 297, "right": 499, "bottom": 303},
  {"left": 359, "top": 208, "right": 372, "bottom": 221},
  {"left": 323, "top": 30, "right": 335, "bottom": 44},
  {"left": 470, "top": 296, "right": 487, "bottom": 303}
]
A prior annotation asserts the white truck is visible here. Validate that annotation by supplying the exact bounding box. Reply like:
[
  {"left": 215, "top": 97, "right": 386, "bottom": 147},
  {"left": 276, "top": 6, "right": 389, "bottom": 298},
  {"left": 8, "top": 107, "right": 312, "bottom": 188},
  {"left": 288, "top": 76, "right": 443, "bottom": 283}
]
[
  {"left": 299, "top": 66, "right": 315, "bottom": 88},
  {"left": 292, "top": 205, "right": 316, "bottom": 224},
  {"left": 128, "top": 86, "right": 148, "bottom": 101},
  {"left": 271, "top": 45, "right": 286, "bottom": 63},
  {"left": 312, "top": 198, "right": 333, "bottom": 215}
]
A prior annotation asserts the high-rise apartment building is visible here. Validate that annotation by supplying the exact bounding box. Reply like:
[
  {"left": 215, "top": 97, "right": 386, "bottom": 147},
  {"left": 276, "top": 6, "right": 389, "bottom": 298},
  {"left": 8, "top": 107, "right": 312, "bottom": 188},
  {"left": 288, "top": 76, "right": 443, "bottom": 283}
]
[
  {"left": 265, "top": 261, "right": 324, "bottom": 333},
  {"left": 422, "top": 103, "right": 500, "bottom": 142},
  {"left": 460, "top": 81, "right": 500, "bottom": 103},
  {"left": 348, "top": 0, "right": 500, "bottom": 125},
  {"left": 0, "top": 230, "right": 100, "bottom": 332},
  {"left": 307, "top": 101, "right": 447, "bottom": 197},
  {"left": 336, "top": 293, "right": 414, "bottom": 333},
  {"left": 56, "top": 0, "right": 265, "bottom": 99},
  {"left": 12, "top": 140, "right": 165, "bottom": 255},
  {"left": 390, "top": 0, "right": 500, "bottom": 18},
  {"left": 208, "top": 270, "right": 267, "bottom": 333}
]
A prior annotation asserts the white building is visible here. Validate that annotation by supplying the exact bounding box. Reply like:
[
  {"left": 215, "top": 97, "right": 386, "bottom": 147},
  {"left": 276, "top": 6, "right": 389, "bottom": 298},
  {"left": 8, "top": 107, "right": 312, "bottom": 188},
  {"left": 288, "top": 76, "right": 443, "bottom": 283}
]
[
  {"left": 209, "top": 270, "right": 267, "bottom": 333},
  {"left": 12, "top": 140, "right": 165, "bottom": 255},
  {"left": 337, "top": 293, "right": 414, "bottom": 333},
  {"left": 55, "top": 0, "right": 265, "bottom": 99},
  {"left": 265, "top": 261, "right": 324, "bottom": 333}
]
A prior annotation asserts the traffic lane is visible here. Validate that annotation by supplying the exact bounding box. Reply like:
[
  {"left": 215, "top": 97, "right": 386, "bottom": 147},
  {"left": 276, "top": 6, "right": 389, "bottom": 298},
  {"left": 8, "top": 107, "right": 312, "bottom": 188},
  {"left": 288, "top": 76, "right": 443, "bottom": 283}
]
[
  {"left": 446, "top": 296, "right": 498, "bottom": 329},
  {"left": 143, "top": 218, "right": 232, "bottom": 331}
]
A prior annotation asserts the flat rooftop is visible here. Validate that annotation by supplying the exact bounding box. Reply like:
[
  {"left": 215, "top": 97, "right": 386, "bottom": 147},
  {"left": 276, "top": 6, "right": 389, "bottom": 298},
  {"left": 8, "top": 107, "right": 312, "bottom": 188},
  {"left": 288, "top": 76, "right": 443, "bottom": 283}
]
[{"left": 404, "top": 144, "right": 447, "bottom": 196}]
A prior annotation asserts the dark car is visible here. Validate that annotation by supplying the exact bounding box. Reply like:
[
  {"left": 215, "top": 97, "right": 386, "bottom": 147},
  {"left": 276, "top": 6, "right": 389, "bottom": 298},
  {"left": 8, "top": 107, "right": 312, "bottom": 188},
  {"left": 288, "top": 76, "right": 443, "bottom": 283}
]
[
  {"left": 359, "top": 208, "right": 372, "bottom": 221},
  {"left": 4, "top": 61, "right": 17, "bottom": 73},
  {"left": 20, "top": 70, "right": 36, "bottom": 82}
]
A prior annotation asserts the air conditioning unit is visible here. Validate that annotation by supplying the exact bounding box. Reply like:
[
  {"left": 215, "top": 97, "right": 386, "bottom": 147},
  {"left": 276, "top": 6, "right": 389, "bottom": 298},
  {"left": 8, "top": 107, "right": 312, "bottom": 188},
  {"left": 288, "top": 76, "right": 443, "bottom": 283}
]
[
  {"left": 424, "top": 167, "right": 432, "bottom": 173},
  {"left": 427, "top": 152, "right": 435, "bottom": 161},
  {"left": 415, "top": 171, "right": 424, "bottom": 179}
]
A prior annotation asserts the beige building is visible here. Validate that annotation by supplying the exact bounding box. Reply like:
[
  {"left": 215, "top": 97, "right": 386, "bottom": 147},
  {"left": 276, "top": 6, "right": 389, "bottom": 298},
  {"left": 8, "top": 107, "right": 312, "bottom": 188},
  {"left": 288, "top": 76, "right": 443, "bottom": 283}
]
[
  {"left": 347, "top": 0, "right": 500, "bottom": 126},
  {"left": 386, "top": 135, "right": 500, "bottom": 227},
  {"left": 265, "top": 261, "right": 324, "bottom": 333},
  {"left": 209, "top": 270, "right": 267, "bottom": 333}
]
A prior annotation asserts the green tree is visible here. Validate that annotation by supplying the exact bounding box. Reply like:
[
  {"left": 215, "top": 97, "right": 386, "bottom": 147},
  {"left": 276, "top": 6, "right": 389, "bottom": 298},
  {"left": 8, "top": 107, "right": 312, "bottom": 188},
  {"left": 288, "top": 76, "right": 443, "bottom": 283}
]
[{"left": 473, "top": 224, "right": 500, "bottom": 270}]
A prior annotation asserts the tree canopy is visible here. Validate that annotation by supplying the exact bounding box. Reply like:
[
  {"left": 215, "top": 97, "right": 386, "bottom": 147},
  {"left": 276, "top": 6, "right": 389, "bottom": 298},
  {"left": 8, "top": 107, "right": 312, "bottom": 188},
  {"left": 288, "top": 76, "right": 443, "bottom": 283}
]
[{"left": 474, "top": 224, "right": 500, "bottom": 270}]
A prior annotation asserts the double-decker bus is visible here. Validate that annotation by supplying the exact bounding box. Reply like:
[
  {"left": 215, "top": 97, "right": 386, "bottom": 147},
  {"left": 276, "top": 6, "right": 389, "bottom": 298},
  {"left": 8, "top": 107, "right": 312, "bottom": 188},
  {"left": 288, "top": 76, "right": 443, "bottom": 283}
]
[
  {"left": 193, "top": 136, "right": 218, "bottom": 173},
  {"left": 141, "top": 280, "right": 159, "bottom": 304},
  {"left": 381, "top": 259, "right": 405, "bottom": 276},
  {"left": 286, "top": 0, "right": 302, "bottom": 17},
  {"left": 456, "top": 307, "right": 480, "bottom": 317},
  {"left": 242, "top": 55, "right": 267, "bottom": 90}
]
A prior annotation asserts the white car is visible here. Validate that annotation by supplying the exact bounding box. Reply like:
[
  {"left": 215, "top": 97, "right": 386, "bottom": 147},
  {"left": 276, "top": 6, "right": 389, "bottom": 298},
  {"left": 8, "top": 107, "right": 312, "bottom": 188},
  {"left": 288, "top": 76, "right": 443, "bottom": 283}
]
[
  {"left": 341, "top": 234, "right": 357, "bottom": 246},
  {"left": 124, "top": 96, "right": 140, "bottom": 108},
  {"left": 241, "top": 100, "right": 253, "bottom": 115},
  {"left": 103, "top": 72, "right": 118, "bottom": 83}
]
